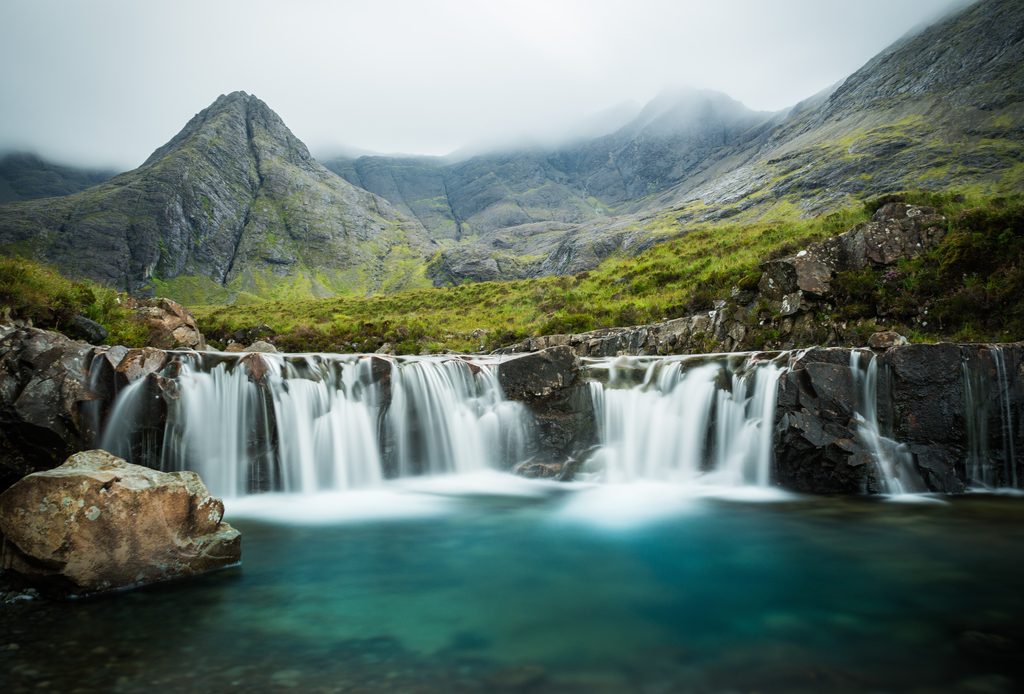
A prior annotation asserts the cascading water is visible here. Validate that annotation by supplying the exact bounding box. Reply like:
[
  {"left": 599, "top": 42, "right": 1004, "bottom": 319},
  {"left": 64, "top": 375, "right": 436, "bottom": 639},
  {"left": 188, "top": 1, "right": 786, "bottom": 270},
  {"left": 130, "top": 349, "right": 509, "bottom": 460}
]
[
  {"left": 849, "top": 352, "right": 925, "bottom": 495},
  {"left": 962, "top": 346, "right": 1019, "bottom": 488},
  {"left": 992, "top": 346, "right": 1019, "bottom": 487},
  {"left": 100, "top": 352, "right": 533, "bottom": 497},
  {"left": 586, "top": 354, "right": 784, "bottom": 486}
]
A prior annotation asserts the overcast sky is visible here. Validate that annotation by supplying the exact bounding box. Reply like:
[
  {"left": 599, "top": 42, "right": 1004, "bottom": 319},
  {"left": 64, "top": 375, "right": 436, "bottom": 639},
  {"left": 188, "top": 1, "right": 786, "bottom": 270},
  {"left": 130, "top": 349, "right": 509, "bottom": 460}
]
[{"left": 0, "top": 0, "right": 972, "bottom": 170}]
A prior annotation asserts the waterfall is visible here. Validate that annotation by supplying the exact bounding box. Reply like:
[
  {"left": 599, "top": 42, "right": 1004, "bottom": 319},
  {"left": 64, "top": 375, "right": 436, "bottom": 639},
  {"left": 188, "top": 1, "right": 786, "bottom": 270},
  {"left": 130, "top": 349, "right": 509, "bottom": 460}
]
[
  {"left": 992, "top": 347, "right": 1018, "bottom": 487},
  {"left": 849, "top": 352, "right": 925, "bottom": 495},
  {"left": 586, "top": 355, "right": 784, "bottom": 486},
  {"left": 100, "top": 352, "right": 533, "bottom": 497},
  {"left": 963, "top": 347, "right": 1019, "bottom": 488}
]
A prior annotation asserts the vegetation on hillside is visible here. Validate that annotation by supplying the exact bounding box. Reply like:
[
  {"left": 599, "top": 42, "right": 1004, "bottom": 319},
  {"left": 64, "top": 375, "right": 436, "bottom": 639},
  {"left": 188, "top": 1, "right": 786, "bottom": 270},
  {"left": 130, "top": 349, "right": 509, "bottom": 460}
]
[
  {"left": 0, "top": 257, "right": 148, "bottom": 345},
  {"left": 193, "top": 190, "right": 1023, "bottom": 353},
  {"left": 831, "top": 192, "right": 1024, "bottom": 343}
]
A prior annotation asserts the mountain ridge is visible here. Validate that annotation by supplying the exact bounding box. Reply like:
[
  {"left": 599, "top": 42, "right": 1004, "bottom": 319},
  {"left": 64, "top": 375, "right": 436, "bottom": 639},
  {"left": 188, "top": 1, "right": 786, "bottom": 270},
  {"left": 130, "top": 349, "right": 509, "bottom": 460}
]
[
  {"left": 0, "top": 0, "right": 1021, "bottom": 301},
  {"left": 0, "top": 91, "right": 433, "bottom": 302}
]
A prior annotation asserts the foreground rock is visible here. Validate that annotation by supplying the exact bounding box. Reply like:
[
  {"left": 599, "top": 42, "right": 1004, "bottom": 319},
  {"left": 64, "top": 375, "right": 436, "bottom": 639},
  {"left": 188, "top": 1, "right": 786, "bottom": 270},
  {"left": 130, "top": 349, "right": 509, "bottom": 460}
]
[
  {"left": 0, "top": 450, "right": 240, "bottom": 597},
  {"left": 0, "top": 326, "right": 105, "bottom": 488}
]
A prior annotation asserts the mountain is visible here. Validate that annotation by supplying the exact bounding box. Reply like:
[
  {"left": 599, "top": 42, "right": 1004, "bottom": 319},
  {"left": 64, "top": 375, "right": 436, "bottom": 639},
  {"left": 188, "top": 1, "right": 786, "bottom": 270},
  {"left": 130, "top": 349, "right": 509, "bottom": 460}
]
[
  {"left": 653, "top": 0, "right": 1024, "bottom": 220},
  {"left": 0, "top": 92, "right": 432, "bottom": 302},
  {"left": 0, "top": 152, "right": 115, "bottom": 203},
  {"left": 327, "top": 0, "right": 1023, "bottom": 284},
  {"left": 0, "top": 0, "right": 1020, "bottom": 301},
  {"left": 324, "top": 88, "right": 773, "bottom": 282}
]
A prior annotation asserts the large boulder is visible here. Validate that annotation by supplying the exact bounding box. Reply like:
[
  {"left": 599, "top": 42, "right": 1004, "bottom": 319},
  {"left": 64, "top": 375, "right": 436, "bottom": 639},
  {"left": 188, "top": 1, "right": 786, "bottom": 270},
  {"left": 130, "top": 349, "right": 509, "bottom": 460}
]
[
  {"left": 0, "top": 450, "right": 240, "bottom": 596},
  {"left": 128, "top": 297, "right": 206, "bottom": 351}
]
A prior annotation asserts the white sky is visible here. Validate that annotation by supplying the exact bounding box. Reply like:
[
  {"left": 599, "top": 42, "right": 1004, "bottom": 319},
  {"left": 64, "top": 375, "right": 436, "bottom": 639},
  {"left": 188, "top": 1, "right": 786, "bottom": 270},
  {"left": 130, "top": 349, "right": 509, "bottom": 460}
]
[{"left": 0, "top": 0, "right": 972, "bottom": 169}]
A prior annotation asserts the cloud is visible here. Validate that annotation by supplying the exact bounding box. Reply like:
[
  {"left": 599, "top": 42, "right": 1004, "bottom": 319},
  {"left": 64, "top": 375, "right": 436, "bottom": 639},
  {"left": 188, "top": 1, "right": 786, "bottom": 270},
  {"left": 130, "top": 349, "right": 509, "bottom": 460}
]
[{"left": 0, "top": 0, "right": 972, "bottom": 169}]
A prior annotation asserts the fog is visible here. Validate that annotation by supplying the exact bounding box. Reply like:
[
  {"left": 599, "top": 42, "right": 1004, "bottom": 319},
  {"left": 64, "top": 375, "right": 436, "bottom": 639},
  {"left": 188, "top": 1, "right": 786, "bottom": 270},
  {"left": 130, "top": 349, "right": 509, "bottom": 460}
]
[{"left": 0, "top": 0, "right": 973, "bottom": 170}]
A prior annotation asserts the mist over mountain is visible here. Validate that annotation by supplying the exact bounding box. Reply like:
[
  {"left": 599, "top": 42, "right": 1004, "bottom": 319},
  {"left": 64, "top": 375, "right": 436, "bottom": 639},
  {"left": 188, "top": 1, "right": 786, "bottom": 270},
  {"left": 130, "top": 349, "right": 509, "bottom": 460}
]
[{"left": 0, "top": 152, "right": 115, "bottom": 203}]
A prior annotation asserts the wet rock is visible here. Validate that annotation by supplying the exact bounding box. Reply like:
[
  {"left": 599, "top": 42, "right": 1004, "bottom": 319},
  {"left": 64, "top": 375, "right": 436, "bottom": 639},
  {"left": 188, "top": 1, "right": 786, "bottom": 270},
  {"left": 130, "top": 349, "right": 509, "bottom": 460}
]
[
  {"left": 498, "top": 346, "right": 578, "bottom": 401},
  {"left": 224, "top": 342, "right": 245, "bottom": 353},
  {"left": 239, "top": 353, "right": 271, "bottom": 383},
  {"left": 483, "top": 664, "right": 546, "bottom": 690},
  {"left": 0, "top": 328, "right": 101, "bottom": 488},
  {"left": 957, "top": 631, "right": 1022, "bottom": 661},
  {"left": 499, "top": 347, "right": 596, "bottom": 464},
  {"left": 0, "top": 450, "right": 240, "bottom": 597},
  {"left": 127, "top": 297, "right": 206, "bottom": 350},
  {"left": 64, "top": 315, "right": 109, "bottom": 345},
  {"left": 114, "top": 347, "right": 168, "bottom": 383}
]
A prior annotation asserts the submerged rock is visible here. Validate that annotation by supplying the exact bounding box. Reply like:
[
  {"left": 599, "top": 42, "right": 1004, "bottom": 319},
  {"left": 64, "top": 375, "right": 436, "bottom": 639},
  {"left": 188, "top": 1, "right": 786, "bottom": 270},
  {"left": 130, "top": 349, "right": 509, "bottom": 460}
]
[{"left": 0, "top": 450, "right": 240, "bottom": 597}]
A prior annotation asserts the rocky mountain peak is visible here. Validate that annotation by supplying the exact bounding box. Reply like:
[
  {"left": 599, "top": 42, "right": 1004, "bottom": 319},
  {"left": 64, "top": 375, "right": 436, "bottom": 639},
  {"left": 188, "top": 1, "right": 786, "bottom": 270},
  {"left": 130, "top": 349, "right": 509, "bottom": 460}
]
[{"left": 0, "top": 92, "right": 430, "bottom": 299}]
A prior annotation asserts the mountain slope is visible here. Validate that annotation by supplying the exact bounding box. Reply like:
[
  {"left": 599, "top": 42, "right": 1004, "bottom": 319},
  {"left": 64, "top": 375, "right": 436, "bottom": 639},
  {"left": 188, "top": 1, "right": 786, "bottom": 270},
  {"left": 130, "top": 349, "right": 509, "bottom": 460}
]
[
  {"left": 0, "top": 92, "right": 432, "bottom": 301},
  {"left": 325, "top": 88, "right": 772, "bottom": 283},
  {"left": 0, "top": 152, "right": 115, "bottom": 203},
  {"left": 326, "top": 0, "right": 1023, "bottom": 285},
  {"left": 664, "top": 0, "right": 1024, "bottom": 220}
]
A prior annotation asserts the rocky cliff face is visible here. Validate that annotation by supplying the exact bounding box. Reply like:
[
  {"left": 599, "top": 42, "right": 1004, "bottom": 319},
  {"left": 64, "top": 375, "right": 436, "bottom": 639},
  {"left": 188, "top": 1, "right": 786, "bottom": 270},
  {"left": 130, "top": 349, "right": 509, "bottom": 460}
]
[
  {"left": 670, "top": 0, "right": 1024, "bottom": 220},
  {"left": 326, "top": 89, "right": 773, "bottom": 283},
  {"left": 0, "top": 92, "right": 431, "bottom": 300}
]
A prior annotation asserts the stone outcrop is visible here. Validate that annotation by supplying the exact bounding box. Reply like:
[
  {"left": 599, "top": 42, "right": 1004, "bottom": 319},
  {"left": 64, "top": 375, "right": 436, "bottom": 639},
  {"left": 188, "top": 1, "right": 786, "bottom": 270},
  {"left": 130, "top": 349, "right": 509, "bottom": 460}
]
[
  {"left": 0, "top": 327, "right": 106, "bottom": 488},
  {"left": 499, "top": 204, "right": 947, "bottom": 358},
  {"left": 759, "top": 203, "right": 946, "bottom": 301},
  {"left": 774, "top": 343, "right": 1023, "bottom": 494},
  {"left": 127, "top": 297, "right": 206, "bottom": 350},
  {"left": 0, "top": 450, "right": 240, "bottom": 596},
  {"left": 498, "top": 347, "right": 597, "bottom": 475}
]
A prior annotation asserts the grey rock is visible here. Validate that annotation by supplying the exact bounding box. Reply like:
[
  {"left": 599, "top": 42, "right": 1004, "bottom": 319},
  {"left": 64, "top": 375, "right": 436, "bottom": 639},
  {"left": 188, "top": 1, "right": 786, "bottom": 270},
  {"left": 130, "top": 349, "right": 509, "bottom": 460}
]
[{"left": 65, "top": 315, "right": 109, "bottom": 344}]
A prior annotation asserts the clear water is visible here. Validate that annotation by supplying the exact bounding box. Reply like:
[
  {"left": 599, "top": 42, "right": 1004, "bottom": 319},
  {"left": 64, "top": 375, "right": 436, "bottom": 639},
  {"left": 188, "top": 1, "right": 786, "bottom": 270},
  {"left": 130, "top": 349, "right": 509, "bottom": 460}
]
[{"left": 4, "top": 478, "right": 1024, "bottom": 693}]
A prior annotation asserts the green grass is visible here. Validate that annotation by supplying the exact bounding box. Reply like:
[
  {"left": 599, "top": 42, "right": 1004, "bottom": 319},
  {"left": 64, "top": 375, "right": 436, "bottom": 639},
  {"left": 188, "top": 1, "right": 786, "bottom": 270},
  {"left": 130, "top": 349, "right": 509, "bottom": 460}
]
[
  {"left": 0, "top": 256, "right": 148, "bottom": 345},
  {"left": 832, "top": 192, "right": 1024, "bottom": 343},
  {"left": 194, "top": 202, "right": 872, "bottom": 353}
]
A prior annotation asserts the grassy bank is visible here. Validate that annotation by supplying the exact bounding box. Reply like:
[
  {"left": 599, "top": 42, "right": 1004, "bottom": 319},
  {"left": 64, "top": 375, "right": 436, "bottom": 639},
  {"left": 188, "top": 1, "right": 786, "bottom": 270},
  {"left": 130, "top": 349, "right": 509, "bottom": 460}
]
[
  {"left": 195, "top": 190, "right": 1022, "bottom": 353},
  {"left": 0, "top": 257, "right": 147, "bottom": 345}
]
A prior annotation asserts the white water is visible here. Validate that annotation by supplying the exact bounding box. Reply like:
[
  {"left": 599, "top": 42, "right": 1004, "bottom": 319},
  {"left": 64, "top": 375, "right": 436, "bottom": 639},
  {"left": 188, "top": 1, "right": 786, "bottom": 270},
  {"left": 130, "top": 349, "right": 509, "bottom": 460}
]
[
  {"left": 963, "top": 346, "right": 1019, "bottom": 488},
  {"left": 993, "top": 346, "right": 1019, "bottom": 487},
  {"left": 849, "top": 351, "right": 925, "bottom": 495},
  {"left": 587, "top": 355, "right": 784, "bottom": 486},
  {"left": 102, "top": 353, "right": 533, "bottom": 497}
]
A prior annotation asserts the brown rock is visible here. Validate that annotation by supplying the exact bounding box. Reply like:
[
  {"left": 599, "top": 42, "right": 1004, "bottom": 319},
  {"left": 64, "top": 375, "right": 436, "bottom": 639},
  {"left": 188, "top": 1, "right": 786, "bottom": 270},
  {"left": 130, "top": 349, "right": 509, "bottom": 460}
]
[
  {"left": 0, "top": 450, "right": 240, "bottom": 596},
  {"left": 0, "top": 328, "right": 102, "bottom": 487},
  {"left": 868, "top": 331, "right": 909, "bottom": 350},
  {"left": 128, "top": 297, "right": 206, "bottom": 350},
  {"left": 114, "top": 347, "right": 168, "bottom": 383}
]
